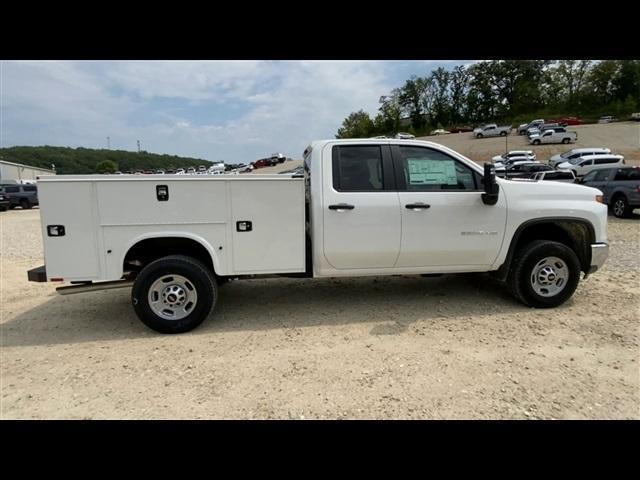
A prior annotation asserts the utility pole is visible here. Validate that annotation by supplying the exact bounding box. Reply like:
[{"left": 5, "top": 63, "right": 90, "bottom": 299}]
[
  {"left": 107, "top": 136, "right": 111, "bottom": 150},
  {"left": 137, "top": 140, "right": 141, "bottom": 153}
]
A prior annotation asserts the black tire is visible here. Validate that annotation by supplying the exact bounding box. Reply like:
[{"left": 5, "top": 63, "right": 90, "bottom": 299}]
[
  {"left": 131, "top": 255, "right": 217, "bottom": 334},
  {"left": 507, "top": 240, "right": 581, "bottom": 308},
  {"left": 0, "top": 206, "right": 7, "bottom": 212},
  {"left": 476, "top": 133, "right": 483, "bottom": 139},
  {"left": 611, "top": 194, "right": 632, "bottom": 218},
  {"left": 20, "top": 199, "right": 32, "bottom": 209},
  {"left": 500, "top": 131, "right": 507, "bottom": 136},
  {"left": 562, "top": 138, "right": 570, "bottom": 144},
  {"left": 533, "top": 139, "right": 541, "bottom": 145}
]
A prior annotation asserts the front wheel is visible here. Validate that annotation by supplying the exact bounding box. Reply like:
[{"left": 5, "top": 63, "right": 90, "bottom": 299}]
[
  {"left": 507, "top": 240, "right": 581, "bottom": 308},
  {"left": 612, "top": 195, "right": 632, "bottom": 218},
  {"left": 500, "top": 131, "right": 507, "bottom": 136},
  {"left": 132, "top": 255, "right": 217, "bottom": 333},
  {"left": 533, "top": 139, "right": 541, "bottom": 145},
  {"left": 476, "top": 133, "right": 483, "bottom": 139}
]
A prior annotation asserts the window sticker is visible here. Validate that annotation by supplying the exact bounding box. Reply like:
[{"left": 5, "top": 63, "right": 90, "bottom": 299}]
[{"left": 407, "top": 158, "right": 458, "bottom": 185}]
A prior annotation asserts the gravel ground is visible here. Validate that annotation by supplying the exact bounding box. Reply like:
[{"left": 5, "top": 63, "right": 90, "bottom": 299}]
[{"left": 1, "top": 207, "right": 638, "bottom": 419}]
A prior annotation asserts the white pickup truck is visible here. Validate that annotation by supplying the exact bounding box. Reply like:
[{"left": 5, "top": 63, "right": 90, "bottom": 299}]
[
  {"left": 28, "top": 139, "right": 609, "bottom": 333},
  {"left": 529, "top": 127, "right": 578, "bottom": 145},
  {"left": 473, "top": 124, "right": 512, "bottom": 138}
]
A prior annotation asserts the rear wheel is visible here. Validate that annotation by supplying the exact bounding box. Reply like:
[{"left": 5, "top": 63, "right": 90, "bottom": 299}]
[
  {"left": 132, "top": 255, "right": 217, "bottom": 333},
  {"left": 612, "top": 194, "right": 632, "bottom": 218},
  {"left": 562, "top": 138, "right": 570, "bottom": 144},
  {"left": 507, "top": 240, "right": 581, "bottom": 308},
  {"left": 533, "top": 139, "right": 541, "bottom": 145},
  {"left": 20, "top": 198, "right": 32, "bottom": 209},
  {"left": 500, "top": 131, "right": 507, "bottom": 136},
  {"left": 476, "top": 133, "right": 483, "bottom": 139}
]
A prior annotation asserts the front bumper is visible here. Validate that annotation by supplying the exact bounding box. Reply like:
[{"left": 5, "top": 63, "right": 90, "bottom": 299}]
[{"left": 587, "top": 243, "right": 609, "bottom": 275}]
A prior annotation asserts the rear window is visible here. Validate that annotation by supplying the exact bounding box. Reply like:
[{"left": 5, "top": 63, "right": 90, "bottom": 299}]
[
  {"left": 332, "top": 145, "right": 384, "bottom": 192},
  {"left": 594, "top": 157, "right": 619, "bottom": 165},
  {"left": 614, "top": 168, "right": 640, "bottom": 181}
]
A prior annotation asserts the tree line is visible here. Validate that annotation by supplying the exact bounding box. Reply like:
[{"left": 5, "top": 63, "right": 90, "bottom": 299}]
[
  {"left": 0, "top": 146, "right": 214, "bottom": 174},
  {"left": 336, "top": 60, "right": 640, "bottom": 138}
]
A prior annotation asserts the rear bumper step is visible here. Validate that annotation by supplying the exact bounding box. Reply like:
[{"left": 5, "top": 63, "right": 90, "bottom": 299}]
[{"left": 27, "top": 265, "right": 47, "bottom": 282}]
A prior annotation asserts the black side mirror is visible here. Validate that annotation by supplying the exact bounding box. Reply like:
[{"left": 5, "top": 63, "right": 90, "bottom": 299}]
[{"left": 482, "top": 163, "right": 499, "bottom": 205}]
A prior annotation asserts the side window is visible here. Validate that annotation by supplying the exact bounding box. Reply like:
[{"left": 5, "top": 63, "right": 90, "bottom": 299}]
[
  {"left": 613, "top": 169, "right": 629, "bottom": 181},
  {"left": 580, "top": 159, "right": 593, "bottom": 166},
  {"left": 594, "top": 157, "right": 616, "bottom": 165},
  {"left": 23, "top": 186, "right": 37, "bottom": 192},
  {"left": 397, "top": 146, "right": 478, "bottom": 191},
  {"left": 594, "top": 169, "right": 611, "bottom": 181},
  {"left": 582, "top": 171, "right": 598, "bottom": 182},
  {"left": 333, "top": 146, "right": 384, "bottom": 192},
  {"left": 4, "top": 186, "right": 19, "bottom": 193}
]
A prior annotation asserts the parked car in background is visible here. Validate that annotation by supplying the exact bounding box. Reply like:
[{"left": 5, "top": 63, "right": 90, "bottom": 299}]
[
  {"left": 495, "top": 158, "right": 541, "bottom": 177},
  {"left": 556, "top": 117, "right": 582, "bottom": 126},
  {"left": 0, "top": 183, "right": 39, "bottom": 209},
  {"left": 517, "top": 119, "right": 544, "bottom": 135},
  {"left": 631, "top": 113, "right": 640, "bottom": 121},
  {"left": 579, "top": 166, "right": 640, "bottom": 217},
  {"left": 473, "top": 123, "right": 512, "bottom": 138},
  {"left": 531, "top": 170, "right": 576, "bottom": 183},
  {"left": 526, "top": 123, "right": 560, "bottom": 137},
  {"left": 598, "top": 116, "right": 617, "bottom": 124},
  {"left": 549, "top": 148, "right": 612, "bottom": 168},
  {"left": 529, "top": 127, "right": 578, "bottom": 145},
  {"left": 395, "top": 132, "right": 416, "bottom": 139},
  {"left": 0, "top": 192, "right": 10, "bottom": 211},
  {"left": 448, "top": 126, "right": 474, "bottom": 133},
  {"left": 492, "top": 150, "right": 536, "bottom": 164},
  {"left": 430, "top": 129, "right": 451, "bottom": 135},
  {"left": 557, "top": 154, "right": 625, "bottom": 177},
  {"left": 504, "top": 163, "right": 554, "bottom": 179},
  {"left": 186, "top": 167, "right": 196, "bottom": 174}
]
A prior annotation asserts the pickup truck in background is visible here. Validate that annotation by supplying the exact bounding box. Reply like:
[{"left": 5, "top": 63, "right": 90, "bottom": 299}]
[
  {"left": 28, "top": 139, "right": 609, "bottom": 334},
  {"left": 578, "top": 166, "right": 640, "bottom": 218},
  {"left": 529, "top": 127, "right": 578, "bottom": 145},
  {"left": 517, "top": 119, "right": 544, "bottom": 135},
  {"left": 473, "top": 124, "right": 512, "bottom": 138}
]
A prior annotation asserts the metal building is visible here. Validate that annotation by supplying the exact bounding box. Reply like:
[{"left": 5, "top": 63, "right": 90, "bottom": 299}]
[{"left": 0, "top": 160, "right": 55, "bottom": 183}]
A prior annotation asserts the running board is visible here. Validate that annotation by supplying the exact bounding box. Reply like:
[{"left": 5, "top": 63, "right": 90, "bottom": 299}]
[{"left": 56, "top": 280, "right": 134, "bottom": 295}]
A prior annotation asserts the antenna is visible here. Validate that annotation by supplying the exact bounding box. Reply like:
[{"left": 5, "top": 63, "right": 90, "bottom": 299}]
[{"left": 137, "top": 140, "right": 141, "bottom": 153}]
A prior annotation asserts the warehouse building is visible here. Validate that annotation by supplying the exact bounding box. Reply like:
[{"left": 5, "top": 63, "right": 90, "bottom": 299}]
[{"left": 0, "top": 160, "right": 55, "bottom": 183}]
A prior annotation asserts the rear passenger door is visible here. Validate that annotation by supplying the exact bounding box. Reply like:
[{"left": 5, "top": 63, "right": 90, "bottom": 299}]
[
  {"left": 322, "top": 144, "right": 401, "bottom": 269},
  {"left": 391, "top": 145, "right": 507, "bottom": 267}
]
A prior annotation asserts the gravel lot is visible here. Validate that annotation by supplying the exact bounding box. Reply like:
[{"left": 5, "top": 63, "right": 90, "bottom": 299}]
[{"left": 1, "top": 205, "right": 638, "bottom": 419}]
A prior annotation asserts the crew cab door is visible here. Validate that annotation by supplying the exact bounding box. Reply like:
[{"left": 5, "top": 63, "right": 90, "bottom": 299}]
[
  {"left": 322, "top": 144, "right": 401, "bottom": 269},
  {"left": 391, "top": 145, "right": 506, "bottom": 267},
  {"left": 541, "top": 131, "right": 554, "bottom": 144}
]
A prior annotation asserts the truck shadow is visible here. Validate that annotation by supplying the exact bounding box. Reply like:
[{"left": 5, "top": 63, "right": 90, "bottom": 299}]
[{"left": 3, "top": 274, "right": 536, "bottom": 347}]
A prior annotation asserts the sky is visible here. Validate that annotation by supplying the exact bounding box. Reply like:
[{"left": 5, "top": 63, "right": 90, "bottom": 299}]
[{"left": 1, "top": 60, "right": 472, "bottom": 163}]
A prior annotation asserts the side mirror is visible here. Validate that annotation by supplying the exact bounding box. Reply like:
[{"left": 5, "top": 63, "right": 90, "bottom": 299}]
[{"left": 482, "top": 163, "right": 499, "bottom": 205}]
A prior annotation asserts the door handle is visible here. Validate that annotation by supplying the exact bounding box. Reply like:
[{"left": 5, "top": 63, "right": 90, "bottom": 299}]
[
  {"left": 405, "top": 203, "right": 431, "bottom": 210},
  {"left": 328, "top": 203, "right": 355, "bottom": 211}
]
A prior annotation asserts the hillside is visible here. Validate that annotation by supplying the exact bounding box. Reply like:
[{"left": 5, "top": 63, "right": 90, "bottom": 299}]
[{"left": 0, "top": 146, "right": 215, "bottom": 174}]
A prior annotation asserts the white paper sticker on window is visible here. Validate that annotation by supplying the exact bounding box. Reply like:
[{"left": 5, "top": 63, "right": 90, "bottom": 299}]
[{"left": 407, "top": 159, "right": 457, "bottom": 185}]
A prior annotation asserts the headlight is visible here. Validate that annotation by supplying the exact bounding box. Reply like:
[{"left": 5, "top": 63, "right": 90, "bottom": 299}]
[{"left": 596, "top": 195, "right": 604, "bottom": 203}]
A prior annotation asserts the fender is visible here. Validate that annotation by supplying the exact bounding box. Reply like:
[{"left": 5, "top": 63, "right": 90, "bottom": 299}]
[
  {"left": 493, "top": 217, "right": 596, "bottom": 282},
  {"left": 119, "top": 231, "right": 223, "bottom": 278}
]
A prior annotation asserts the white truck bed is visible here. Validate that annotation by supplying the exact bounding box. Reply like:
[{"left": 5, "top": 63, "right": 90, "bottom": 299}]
[{"left": 37, "top": 174, "right": 306, "bottom": 282}]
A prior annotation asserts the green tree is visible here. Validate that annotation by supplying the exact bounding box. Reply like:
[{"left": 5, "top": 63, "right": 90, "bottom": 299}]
[
  {"left": 335, "top": 110, "right": 375, "bottom": 139},
  {"left": 399, "top": 76, "right": 428, "bottom": 130},
  {"left": 96, "top": 160, "right": 118, "bottom": 173}
]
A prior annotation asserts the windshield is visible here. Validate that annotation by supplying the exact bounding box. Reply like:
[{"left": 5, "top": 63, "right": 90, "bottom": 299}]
[{"left": 568, "top": 157, "right": 584, "bottom": 165}]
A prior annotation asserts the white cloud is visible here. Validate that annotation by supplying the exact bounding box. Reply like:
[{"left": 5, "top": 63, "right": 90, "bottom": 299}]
[{"left": 1, "top": 60, "right": 453, "bottom": 162}]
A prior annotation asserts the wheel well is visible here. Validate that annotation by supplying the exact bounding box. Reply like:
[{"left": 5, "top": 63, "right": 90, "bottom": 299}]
[
  {"left": 124, "top": 237, "right": 215, "bottom": 276},
  {"left": 495, "top": 220, "right": 594, "bottom": 281}
]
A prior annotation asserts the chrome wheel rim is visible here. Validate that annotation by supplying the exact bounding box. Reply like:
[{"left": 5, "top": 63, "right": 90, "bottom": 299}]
[
  {"left": 530, "top": 256, "right": 569, "bottom": 297},
  {"left": 148, "top": 274, "right": 198, "bottom": 320},
  {"left": 614, "top": 199, "right": 625, "bottom": 216}
]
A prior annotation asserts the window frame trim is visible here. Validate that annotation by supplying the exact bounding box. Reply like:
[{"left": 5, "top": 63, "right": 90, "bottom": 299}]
[
  {"left": 390, "top": 144, "right": 483, "bottom": 192},
  {"left": 331, "top": 144, "right": 396, "bottom": 193}
]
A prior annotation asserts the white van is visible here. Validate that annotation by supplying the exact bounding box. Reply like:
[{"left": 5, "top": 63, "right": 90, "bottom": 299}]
[
  {"left": 549, "top": 148, "right": 612, "bottom": 168},
  {"left": 557, "top": 154, "right": 625, "bottom": 177}
]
